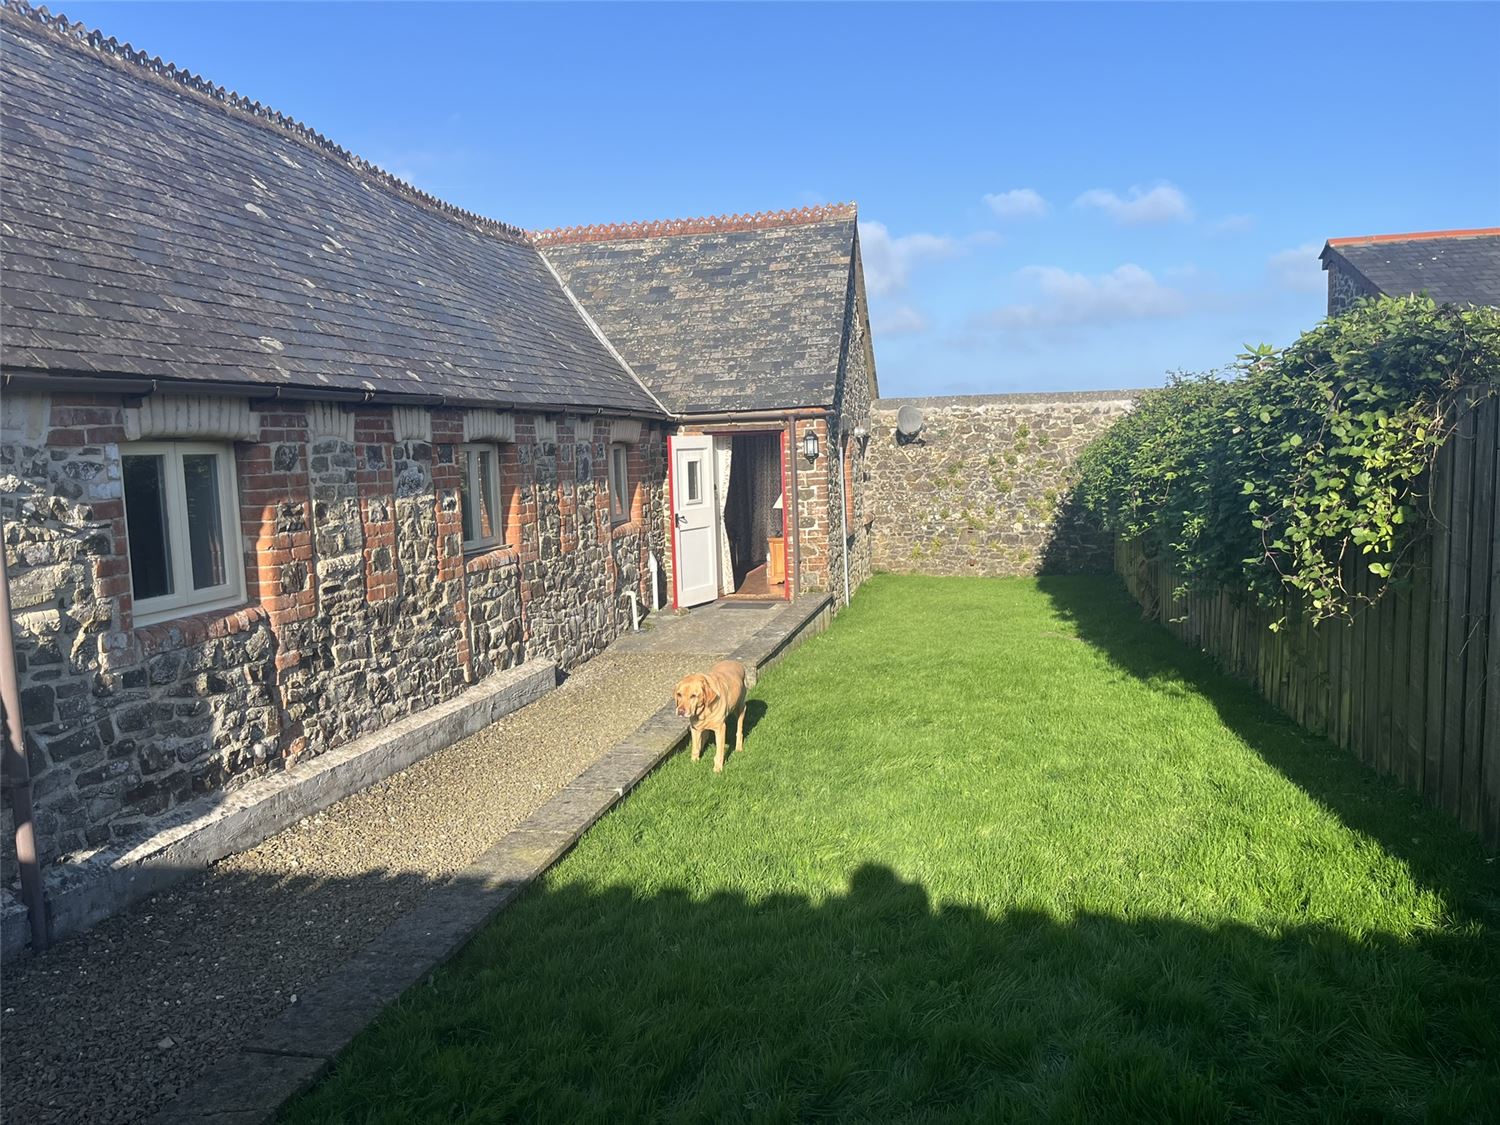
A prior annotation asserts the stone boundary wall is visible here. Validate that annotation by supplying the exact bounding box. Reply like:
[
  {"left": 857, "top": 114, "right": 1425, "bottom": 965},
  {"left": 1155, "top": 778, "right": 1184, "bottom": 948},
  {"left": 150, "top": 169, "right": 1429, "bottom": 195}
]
[{"left": 865, "top": 390, "right": 1139, "bottom": 578}]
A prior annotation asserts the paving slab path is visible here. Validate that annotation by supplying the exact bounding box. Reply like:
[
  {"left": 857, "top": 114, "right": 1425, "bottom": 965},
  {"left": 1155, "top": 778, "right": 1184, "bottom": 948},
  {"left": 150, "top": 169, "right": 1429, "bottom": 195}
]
[{"left": 1, "top": 601, "right": 789, "bottom": 1125}]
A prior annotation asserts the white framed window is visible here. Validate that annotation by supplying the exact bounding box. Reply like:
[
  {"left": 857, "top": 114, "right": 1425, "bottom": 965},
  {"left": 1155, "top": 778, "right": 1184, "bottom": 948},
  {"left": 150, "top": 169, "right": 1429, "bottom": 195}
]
[
  {"left": 121, "top": 441, "right": 245, "bottom": 625},
  {"left": 459, "top": 443, "right": 503, "bottom": 550},
  {"left": 608, "top": 442, "right": 630, "bottom": 524}
]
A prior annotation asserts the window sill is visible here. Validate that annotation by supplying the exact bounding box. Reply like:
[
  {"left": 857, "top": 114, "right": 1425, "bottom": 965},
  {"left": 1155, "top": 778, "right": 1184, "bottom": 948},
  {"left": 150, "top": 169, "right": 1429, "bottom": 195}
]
[
  {"left": 610, "top": 518, "right": 644, "bottom": 540},
  {"left": 135, "top": 602, "right": 266, "bottom": 654},
  {"left": 465, "top": 543, "right": 519, "bottom": 574}
]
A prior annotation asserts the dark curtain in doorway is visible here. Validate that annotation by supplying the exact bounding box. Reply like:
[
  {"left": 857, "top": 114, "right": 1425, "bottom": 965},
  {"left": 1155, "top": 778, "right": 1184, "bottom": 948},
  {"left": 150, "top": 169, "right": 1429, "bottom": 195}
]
[{"left": 724, "top": 432, "right": 782, "bottom": 587}]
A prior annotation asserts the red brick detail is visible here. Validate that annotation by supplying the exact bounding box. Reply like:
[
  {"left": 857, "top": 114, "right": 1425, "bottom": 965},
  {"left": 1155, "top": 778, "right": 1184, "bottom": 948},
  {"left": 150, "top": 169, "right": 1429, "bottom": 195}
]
[
  {"left": 135, "top": 604, "right": 269, "bottom": 655},
  {"left": 500, "top": 437, "right": 529, "bottom": 558},
  {"left": 1327, "top": 227, "right": 1500, "bottom": 247},
  {"left": 354, "top": 409, "right": 399, "bottom": 605},
  {"left": 233, "top": 409, "right": 315, "bottom": 754},
  {"left": 430, "top": 410, "right": 471, "bottom": 673},
  {"left": 465, "top": 544, "right": 519, "bottom": 575},
  {"left": 557, "top": 418, "right": 578, "bottom": 555}
]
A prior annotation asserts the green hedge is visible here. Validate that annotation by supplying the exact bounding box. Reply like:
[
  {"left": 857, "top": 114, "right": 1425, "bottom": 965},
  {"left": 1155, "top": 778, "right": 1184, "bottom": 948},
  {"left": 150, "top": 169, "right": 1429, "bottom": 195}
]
[{"left": 1075, "top": 296, "right": 1500, "bottom": 624}]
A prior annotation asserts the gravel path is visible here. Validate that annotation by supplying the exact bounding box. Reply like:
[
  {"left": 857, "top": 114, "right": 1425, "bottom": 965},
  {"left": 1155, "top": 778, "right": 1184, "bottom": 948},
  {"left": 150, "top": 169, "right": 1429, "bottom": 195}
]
[{"left": 1, "top": 647, "right": 714, "bottom": 1125}]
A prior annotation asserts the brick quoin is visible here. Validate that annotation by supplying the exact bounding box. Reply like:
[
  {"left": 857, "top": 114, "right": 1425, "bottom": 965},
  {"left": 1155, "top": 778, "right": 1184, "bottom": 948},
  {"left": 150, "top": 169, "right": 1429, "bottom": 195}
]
[
  {"left": 430, "top": 410, "right": 472, "bottom": 674},
  {"left": 557, "top": 416, "right": 578, "bottom": 556},
  {"left": 354, "top": 409, "right": 399, "bottom": 604},
  {"left": 239, "top": 405, "right": 315, "bottom": 757}
]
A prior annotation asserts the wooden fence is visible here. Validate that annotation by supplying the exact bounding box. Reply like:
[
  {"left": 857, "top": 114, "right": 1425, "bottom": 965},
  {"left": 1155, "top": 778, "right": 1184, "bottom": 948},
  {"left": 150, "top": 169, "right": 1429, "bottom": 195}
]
[{"left": 1116, "top": 389, "right": 1499, "bottom": 849}]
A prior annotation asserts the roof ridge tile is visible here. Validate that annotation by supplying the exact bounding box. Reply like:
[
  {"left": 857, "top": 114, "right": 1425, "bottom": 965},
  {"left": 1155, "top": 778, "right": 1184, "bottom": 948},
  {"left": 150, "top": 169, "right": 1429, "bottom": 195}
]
[
  {"left": 1327, "top": 227, "right": 1500, "bottom": 248},
  {"left": 2, "top": 0, "right": 534, "bottom": 246},
  {"left": 531, "top": 203, "right": 859, "bottom": 246}
]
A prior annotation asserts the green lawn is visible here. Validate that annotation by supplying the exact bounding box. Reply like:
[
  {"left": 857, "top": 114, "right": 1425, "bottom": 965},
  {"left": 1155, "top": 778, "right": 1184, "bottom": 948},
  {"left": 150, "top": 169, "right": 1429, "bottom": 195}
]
[{"left": 284, "top": 575, "right": 1499, "bottom": 1123}]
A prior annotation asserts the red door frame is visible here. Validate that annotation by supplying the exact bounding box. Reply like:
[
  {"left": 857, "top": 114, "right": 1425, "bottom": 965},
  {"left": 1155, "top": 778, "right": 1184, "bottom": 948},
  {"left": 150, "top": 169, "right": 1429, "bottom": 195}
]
[
  {"left": 778, "top": 427, "right": 791, "bottom": 599},
  {"left": 669, "top": 426, "right": 791, "bottom": 604},
  {"left": 666, "top": 433, "right": 679, "bottom": 610}
]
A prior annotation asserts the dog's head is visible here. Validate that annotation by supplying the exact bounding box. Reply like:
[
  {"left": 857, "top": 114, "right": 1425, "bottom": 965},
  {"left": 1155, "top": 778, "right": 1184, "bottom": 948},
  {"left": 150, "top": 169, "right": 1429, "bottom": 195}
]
[{"left": 673, "top": 673, "right": 717, "bottom": 720}]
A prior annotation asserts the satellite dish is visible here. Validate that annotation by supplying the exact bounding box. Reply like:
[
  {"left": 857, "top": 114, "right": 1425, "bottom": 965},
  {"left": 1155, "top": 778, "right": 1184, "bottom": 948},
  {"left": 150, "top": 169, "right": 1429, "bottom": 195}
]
[{"left": 895, "top": 405, "right": 924, "bottom": 443}]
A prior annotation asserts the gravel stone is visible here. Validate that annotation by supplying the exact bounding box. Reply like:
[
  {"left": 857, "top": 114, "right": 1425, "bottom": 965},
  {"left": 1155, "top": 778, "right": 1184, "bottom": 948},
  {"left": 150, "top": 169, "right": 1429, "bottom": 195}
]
[{"left": 0, "top": 644, "right": 716, "bottom": 1125}]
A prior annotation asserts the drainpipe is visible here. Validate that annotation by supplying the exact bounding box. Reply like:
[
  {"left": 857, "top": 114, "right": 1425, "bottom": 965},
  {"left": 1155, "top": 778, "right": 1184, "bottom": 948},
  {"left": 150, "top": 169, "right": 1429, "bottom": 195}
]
[
  {"left": 0, "top": 514, "right": 48, "bottom": 952},
  {"left": 837, "top": 430, "right": 851, "bottom": 609}
]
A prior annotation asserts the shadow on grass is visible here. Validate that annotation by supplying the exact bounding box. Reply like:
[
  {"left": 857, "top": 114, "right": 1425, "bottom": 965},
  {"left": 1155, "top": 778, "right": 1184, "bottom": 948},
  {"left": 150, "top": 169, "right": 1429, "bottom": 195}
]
[
  {"left": 1037, "top": 575, "right": 1499, "bottom": 922},
  {"left": 284, "top": 862, "right": 1498, "bottom": 1123},
  {"left": 743, "top": 698, "right": 769, "bottom": 738}
]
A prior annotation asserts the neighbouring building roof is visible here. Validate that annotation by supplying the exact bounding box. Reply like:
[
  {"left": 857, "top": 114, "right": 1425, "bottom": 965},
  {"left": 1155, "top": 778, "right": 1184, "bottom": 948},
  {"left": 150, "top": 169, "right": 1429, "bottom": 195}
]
[
  {"left": 1320, "top": 228, "right": 1500, "bottom": 308},
  {"left": 537, "top": 206, "right": 866, "bottom": 415},
  {"left": 0, "top": 3, "right": 664, "bottom": 416}
]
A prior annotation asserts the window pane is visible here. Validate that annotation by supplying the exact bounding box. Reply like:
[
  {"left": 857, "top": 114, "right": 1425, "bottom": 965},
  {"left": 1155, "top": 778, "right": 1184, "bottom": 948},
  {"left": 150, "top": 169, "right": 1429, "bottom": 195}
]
[
  {"left": 182, "top": 452, "right": 227, "bottom": 590},
  {"left": 459, "top": 449, "right": 478, "bottom": 543},
  {"left": 477, "top": 449, "right": 497, "bottom": 541},
  {"left": 686, "top": 459, "right": 700, "bottom": 503},
  {"left": 611, "top": 446, "right": 627, "bottom": 519},
  {"left": 123, "top": 454, "right": 173, "bottom": 601}
]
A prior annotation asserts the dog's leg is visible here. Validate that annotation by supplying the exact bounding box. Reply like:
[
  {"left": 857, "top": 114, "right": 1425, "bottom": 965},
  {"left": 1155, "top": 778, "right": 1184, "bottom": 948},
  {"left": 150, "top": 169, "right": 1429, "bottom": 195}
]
[
  {"left": 713, "top": 724, "right": 726, "bottom": 773},
  {"left": 690, "top": 725, "right": 703, "bottom": 762},
  {"left": 736, "top": 705, "right": 746, "bottom": 755}
]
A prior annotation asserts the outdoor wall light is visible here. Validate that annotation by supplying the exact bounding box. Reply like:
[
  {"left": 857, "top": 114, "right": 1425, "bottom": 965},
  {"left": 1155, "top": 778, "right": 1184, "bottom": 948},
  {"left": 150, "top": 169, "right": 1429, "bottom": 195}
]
[{"left": 803, "top": 429, "right": 820, "bottom": 462}]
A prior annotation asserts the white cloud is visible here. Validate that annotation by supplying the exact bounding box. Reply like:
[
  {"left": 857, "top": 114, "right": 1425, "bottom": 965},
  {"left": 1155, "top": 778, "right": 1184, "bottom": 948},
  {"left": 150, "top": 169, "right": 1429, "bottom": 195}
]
[
  {"left": 1266, "top": 241, "right": 1325, "bottom": 292},
  {"left": 983, "top": 188, "right": 1049, "bottom": 220},
  {"left": 1075, "top": 183, "right": 1194, "bottom": 226},
  {"left": 872, "top": 304, "right": 929, "bottom": 337},
  {"left": 859, "top": 220, "right": 958, "bottom": 297},
  {"left": 974, "top": 264, "right": 1189, "bottom": 330}
]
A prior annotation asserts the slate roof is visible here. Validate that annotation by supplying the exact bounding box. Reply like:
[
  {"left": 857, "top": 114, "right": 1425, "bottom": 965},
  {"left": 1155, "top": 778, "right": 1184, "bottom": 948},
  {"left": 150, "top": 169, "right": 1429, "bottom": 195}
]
[
  {"left": 537, "top": 207, "right": 862, "bottom": 414},
  {"left": 0, "top": 3, "right": 664, "bottom": 415},
  {"left": 1320, "top": 229, "right": 1500, "bottom": 308}
]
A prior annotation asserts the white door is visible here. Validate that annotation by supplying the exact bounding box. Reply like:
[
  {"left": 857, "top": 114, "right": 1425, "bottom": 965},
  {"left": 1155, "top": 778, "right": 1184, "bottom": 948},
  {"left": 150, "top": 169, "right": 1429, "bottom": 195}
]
[{"left": 671, "top": 433, "right": 720, "bottom": 607}]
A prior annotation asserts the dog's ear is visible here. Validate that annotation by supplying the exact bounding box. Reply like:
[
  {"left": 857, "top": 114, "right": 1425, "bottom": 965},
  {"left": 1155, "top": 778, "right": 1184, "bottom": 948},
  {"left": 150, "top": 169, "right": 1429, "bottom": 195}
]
[{"left": 699, "top": 676, "right": 717, "bottom": 706}]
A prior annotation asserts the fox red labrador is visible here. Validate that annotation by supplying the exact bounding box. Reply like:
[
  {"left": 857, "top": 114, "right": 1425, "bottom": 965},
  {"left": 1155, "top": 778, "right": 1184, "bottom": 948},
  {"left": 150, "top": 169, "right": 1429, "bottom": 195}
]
[{"left": 672, "top": 659, "right": 748, "bottom": 773}]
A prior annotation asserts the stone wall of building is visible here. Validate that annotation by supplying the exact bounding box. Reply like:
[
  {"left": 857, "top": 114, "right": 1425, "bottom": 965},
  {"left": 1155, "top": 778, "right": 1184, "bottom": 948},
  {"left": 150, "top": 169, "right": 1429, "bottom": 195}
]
[
  {"left": 865, "top": 391, "right": 1137, "bottom": 578},
  {"left": 1326, "top": 259, "right": 1380, "bottom": 316},
  {"left": 791, "top": 416, "right": 832, "bottom": 596},
  {"left": 824, "top": 296, "right": 875, "bottom": 606},
  {"left": 1, "top": 391, "right": 664, "bottom": 876}
]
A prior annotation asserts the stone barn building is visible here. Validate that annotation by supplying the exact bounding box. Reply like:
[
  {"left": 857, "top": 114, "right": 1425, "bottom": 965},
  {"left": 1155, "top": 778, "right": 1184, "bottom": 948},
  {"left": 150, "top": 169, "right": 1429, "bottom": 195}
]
[
  {"left": 1320, "top": 228, "right": 1500, "bottom": 315},
  {"left": 538, "top": 213, "right": 876, "bottom": 607},
  {"left": 0, "top": 2, "right": 874, "bottom": 945}
]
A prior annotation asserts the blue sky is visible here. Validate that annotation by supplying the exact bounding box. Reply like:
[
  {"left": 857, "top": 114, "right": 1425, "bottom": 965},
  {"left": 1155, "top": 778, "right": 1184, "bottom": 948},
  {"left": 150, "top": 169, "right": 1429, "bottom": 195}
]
[{"left": 62, "top": 2, "right": 1500, "bottom": 396}]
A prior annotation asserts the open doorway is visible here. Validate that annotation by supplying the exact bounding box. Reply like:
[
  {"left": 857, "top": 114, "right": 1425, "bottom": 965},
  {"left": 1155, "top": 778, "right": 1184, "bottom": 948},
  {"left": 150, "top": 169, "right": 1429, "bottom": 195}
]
[{"left": 719, "top": 431, "right": 787, "bottom": 600}]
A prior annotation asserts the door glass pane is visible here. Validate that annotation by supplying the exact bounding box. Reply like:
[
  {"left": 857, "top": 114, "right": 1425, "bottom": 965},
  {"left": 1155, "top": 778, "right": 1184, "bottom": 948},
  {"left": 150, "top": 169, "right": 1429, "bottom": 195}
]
[
  {"left": 182, "top": 453, "right": 227, "bottom": 590},
  {"left": 123, "top": 454, "right": 173, "bottom": 600},
  {"left": 686, "top": 459, "right": 700, "bottom": 503},
  {"left": 477, "top": 449, "right": 497, "bottom": 541}
]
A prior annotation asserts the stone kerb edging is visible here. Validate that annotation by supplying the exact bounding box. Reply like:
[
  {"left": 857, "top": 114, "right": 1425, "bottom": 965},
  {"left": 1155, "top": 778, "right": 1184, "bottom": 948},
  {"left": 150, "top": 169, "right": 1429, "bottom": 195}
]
[
  {"left": 146, "top": 594, "right": 834, "bottom": 1124},
  {"left": 0, "top": 660, "right": 558, "bottom": 958}
]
